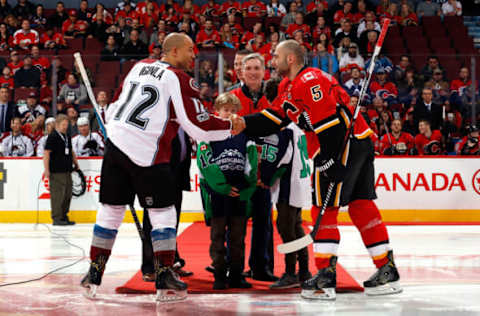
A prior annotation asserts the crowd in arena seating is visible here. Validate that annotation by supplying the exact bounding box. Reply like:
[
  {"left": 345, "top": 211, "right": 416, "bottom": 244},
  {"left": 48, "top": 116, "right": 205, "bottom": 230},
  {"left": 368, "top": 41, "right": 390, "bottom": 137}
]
[{"left": 0, "top": 0, "right": 477, "bottom": 157}]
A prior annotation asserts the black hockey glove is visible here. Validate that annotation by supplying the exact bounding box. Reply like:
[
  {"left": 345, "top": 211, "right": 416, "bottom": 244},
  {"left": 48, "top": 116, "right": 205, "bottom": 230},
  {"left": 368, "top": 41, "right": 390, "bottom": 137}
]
[
  {"left": 318, "top": 158, "right": 346, "bottom": 183},
  {"left": 84, "top": 140, "right": 98, "bottom": 151}
]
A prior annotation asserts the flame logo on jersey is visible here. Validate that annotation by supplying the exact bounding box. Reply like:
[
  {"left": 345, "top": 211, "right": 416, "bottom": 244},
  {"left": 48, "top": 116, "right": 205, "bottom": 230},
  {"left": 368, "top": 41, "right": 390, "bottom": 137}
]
[{"left": 424, "top": 140, "right": 441, "bottom": 155}]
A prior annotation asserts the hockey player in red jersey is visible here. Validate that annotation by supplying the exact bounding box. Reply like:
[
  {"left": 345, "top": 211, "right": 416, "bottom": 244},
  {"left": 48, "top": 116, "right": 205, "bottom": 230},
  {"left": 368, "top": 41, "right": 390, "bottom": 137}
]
[
  {"left": 238, "top": 40, "right": 401, "bottom": 300},
  {"left": 380, "top": 119, "right": 415, "bottom": 155},
  {"left": 81, "top": 33, "right": 243, "bottom": 302},
  {"left": 415, "top": 119, "right": 443, "bottom": 155}
]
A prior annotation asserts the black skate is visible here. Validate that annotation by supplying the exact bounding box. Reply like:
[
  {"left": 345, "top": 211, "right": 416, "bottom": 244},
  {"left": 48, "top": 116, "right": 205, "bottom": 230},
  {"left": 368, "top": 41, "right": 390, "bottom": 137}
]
[
  {"left": 155, "top": 266, "right": 188, "bottom": 302},
  {"left": 364, "top": 250, "right": 402, "bottom": 296},
  {"left": 301, "top": 256, "right": 337, "bottom": 300},
  {"left": 80, "top": 254, "right": 108, "bottom": 299},
  {"left": 269, "top": 273, "right": 299, "bottom": 289}
]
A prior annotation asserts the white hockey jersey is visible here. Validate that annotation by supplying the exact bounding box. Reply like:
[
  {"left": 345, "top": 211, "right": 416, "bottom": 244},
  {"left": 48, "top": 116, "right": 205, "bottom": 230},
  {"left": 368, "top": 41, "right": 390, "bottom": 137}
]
[
  {"left": 0, "top": 132, "right": 34, "bottom": 157},
  {"left": 270, "top": 123, "right": 312, "bottom": 209},
  {"left": 72, "top": 132, "right": 105, "bottom": 157},
  {"left": 106, "top": 59, "right": 232, "bottom": 167},
  {"left": 36, "top": 134, "right": 47, "bottom": 156},
  {"left": 17, "top": 103, "right": 47, "bottom": 123}
]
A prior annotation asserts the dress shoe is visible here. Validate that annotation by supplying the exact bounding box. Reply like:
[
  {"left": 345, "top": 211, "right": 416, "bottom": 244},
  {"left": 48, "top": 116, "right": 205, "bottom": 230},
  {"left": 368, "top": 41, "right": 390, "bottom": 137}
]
[
  {"left": 175, "top": 267, "right": 193, "bottom": 277},
  {"left": 252, "top": 270, "right": 279, "bottom": 282},
  {"left": 52, "top": 220, "right": 69, "bottom": 226},
  {"left": 142, "top": 273, "right": 155, "bottom": 282}
]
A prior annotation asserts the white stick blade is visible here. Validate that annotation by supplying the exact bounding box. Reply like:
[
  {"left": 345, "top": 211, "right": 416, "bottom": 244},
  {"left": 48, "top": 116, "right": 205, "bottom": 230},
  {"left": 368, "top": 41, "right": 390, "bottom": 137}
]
[{"left": 277, "top": 234, "right": 313, "bottom": 254}]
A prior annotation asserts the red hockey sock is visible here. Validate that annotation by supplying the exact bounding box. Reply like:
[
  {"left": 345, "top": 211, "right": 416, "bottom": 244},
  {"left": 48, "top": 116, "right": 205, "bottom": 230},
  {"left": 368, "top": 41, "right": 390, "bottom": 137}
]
[
  {"left": 348, "top": 199, "right": 390, "bottom": 268},
  {"left": 154, "top": 250, "right": 176, "bottom": 267},
  {"left": 90, "top": 246, "right": 111, "bottom": 262},
  {"left": 312, "top": 205, "right": 340, "bottom": 270}
]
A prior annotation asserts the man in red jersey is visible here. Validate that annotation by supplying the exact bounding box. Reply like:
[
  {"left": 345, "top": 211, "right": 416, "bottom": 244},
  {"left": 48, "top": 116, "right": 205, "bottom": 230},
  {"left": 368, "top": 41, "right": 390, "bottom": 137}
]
[
  {"left": 415, "top": 119, "right": 443, "bottom": 155},
  {"left": 238, "top": 40, "right": 402, "bottom": 300},
  {"left": 380, "top": 119, "right": 415, "bottom": 155}
]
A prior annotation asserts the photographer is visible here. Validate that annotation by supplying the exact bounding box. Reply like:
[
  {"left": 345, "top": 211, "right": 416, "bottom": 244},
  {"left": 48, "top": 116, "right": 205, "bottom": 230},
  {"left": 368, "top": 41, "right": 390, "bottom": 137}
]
[
  {"left": 456, "top": 125, "right": 479, "bottom": 155},
  {"left": 72, "top": 117, "right": 104, "bottom": 157}
]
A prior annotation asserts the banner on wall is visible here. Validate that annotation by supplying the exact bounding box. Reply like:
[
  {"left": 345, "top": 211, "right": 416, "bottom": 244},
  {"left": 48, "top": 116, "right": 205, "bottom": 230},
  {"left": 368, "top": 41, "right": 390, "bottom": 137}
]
[{"left": 0, "top": 157, "right": 479, "bottom": 216}]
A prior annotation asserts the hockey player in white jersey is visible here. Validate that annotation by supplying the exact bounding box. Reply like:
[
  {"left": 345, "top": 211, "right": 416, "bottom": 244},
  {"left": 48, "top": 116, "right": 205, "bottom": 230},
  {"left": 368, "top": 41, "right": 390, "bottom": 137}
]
[
  {"left": 71, "top": 117, "right": 104, "bottom": 157},
  {"left": 81, "top": 33, "right": 244, "bottom": 301},
  {"left": 36, "top": 117, "right": 55, "bottom": 156},
  {"left": 0, "top": 117, "right": 34, "bottom": 157}
]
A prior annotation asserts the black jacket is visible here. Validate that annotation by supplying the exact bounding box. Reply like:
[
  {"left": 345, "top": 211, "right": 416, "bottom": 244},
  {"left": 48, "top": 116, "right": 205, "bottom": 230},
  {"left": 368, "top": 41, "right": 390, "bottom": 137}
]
[
  {"left": 14, "top": 66, "right": 41, "bottom": 88},
  {"left": 120, "top": 40, "right": 148, "bottom": 60},
  {"left": 413, "top": 100, "right": 443, "bottom": 132},
  {"left": 170, "top": 129, "right": 192, "bottom": 192},
  {"left": 0, "top": 101, "right": 16, "bottom": 133}
]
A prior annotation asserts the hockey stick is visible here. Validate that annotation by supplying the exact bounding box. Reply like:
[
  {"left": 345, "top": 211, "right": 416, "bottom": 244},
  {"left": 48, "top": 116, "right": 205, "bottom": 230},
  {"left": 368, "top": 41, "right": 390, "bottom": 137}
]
[
  {"left": 73, "top": 52, "right": 145, "bottom": 241},
  {"left": 277, "top": 19, "right": 391, "bottom": 254}
]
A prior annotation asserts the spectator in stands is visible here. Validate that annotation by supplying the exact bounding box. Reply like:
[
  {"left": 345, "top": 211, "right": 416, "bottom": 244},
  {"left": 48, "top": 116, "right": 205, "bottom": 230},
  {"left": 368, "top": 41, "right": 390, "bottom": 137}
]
[
  {"left": 177, "top": 12, "right": 197, "bottom": 39},
  {"left": 39, "top": 72, "right": 52, "bottom": 108},
  {"left": 43, "top": 114, "right": 79, "bottom": 226},
  {"left": 219, "top": 0, "right": 241, "bottom": 17},
  {"left": 398, "top": 67, "right": 422, "bottom": 105},
  {"left": 92, "top": 3, "right": 113, "bottom": 25},
  {"left": 415, "top": 119, "right": 443, "bottom": 155},
  {"left": 416, "top": 0, "right": 441, "bottom": 18},
  {"left": 316, "top": 33, "right": 334, "bottom": 54},
  {"left": 442, "top": 0, "right": 462, "bottom": 16},
  {"left": 368, "top": 96, "right": 387, "bottom": 124},
  {"left": 380, "top": 118, "right": 415, "bottom": 156},
  {"left": 48, "top": 56, "right": 68, "bottom": 88},
  {"left": 424, "top": 68, "right": 450, "bottom": 104},
  {"left": 376, "top": 0, "right": 390, "bottom": 16},
  {"left": 312, "top": 16, "right": 331, "bottom": 43},
  {"left": 0, "top": 87, "right": 15, "bottom": 133},
  {"left": 352, "top": 0, "right": 367, "bottom": 24},
  {"left": 0, "top": 0, "right": 12, "bottom": 20},
  {"left": 293, "top": 30, "right": 312, "bottom": 53},
  {"left": 148, "top": 31, "right": 165, "bottom": 54},
  {"left": 339, "top": 42, "right": 365, "bottom": 75},
  {"left": 383, "top": 3, "right": 399, "bottom": 24},
  {"left": 459, "top": 85, "right": 478, "bottom": 120},
  {"left": 78, "top": 0, "right": 92, "bottom": 23},
  {"left": 31, "top": 45, "right": 50, "bottom": 71},
  {"left": 115, "top": 1, "right": 139, "bottom": 25},
  {"left": 242, "top": 0, "right": 267, "bottom": 17},
  {"left": 360, "top": 30, "right": 379, "bottom": 58},
  {"left": 246, "top": 33, "right": 265, "bottom": 52},
  {"left": 13, "top": 19, "right": 39, "bottom": 50},
  {"left": 393, "top": 55, "right": 411, "bottom": 83},
  {"left": 101, "top": 34, "right": 120, "bottom": 61},
  {"left": 311, "top": 42, "right": 338, "bottom": 74},
  {"left": 344, "top": 67, "right": 364, "bottom": 95},
  {"left": 14, "top": 55, "right": 41, "bottom": 89},
  {"left": 36, "top": 116, "right": 55, "bottom": 156},
  {"left": 0, "top": 67, "right": 14, "bottom": 89},
  {"left": 106, "top": 16, "right": 127, "bottom": 46},
  {"left": 281, "top": 2, "right": 297, "bottom": 29},
  {"left": 41, "top": 27, "right": 67, "bottom": 50},
  {"left": 90, "top": 90, "right": 109, "bottom": 132},
  {"left": 293, "top": 0, "right": 305, "bottom": 14},
  {"left": 305, "top": 0, "right": 326, "bottom": 27},
  {"left": 66, "top": 106, "right": 79, "bottom": 136},
  {"left": 0, "top": 23, "right": 11, "bottom": 51},
  {"left": 88, "top": 10, "right": 108, "bottom": 42},
  {"left": 450, "top": 67, "right": 471, "bottom": 103},
  {"left": 31, "top": 4, "right": 47, "bottom": 29},
  {"left": 4, "top": 14, "right": 19, "bottom": 35},
  {"left": 420, "top": 55, "right": 445, "bottom": 83},
  {"left": 200, "top": 0, "right": 220, "bottom": 17},
  {"left": 286, "top": 12, "right": 311, "bottom": 41},
  {"left": 456, "top": 125, "right": 479, "bottom": 155},
  {"left": 58, "top": 73, "right": 88, "bottom": 110},
  {"left": 377, "top": 110, "right": 392, "bottom": 138},
  {"left": 72, "top": 117, "right": 104, "bottom": 157},
  {"left": 120, "top": 29, "right": 148, "bottom": 61},
  {"left": 357, "top": 11, "right": 381, "bottom": 39},
  {"left": 149, "top": 19, "right": 166, "bottom": 45},
  {"left": 397, "top": 3, "right": 418, "bottom": 26},
  {"left": 62, "top": 9, "right": 89, "bottom": 39},
  {"left": 196, "top": 19, "right": 220, "bottom": 49},
  {"left": 47, "top": 1, "right": 68, "bottom": 29},
  {"left": 403, "top": 107, "right": 416, "bottom": 135},
  {"left": 414, "top": 88, "right": 443, "bottom": 132},
  {"left": 0, "top": 117, "right": 34, "bottom": 157},
  {"left": 17, "top": 91, "right": 46, "bottom": 124},
  {"left": 149, "top": 43, "right": 162, "bottom": 59},
  {"left": 124, "top": 18, "right": 148, "bottom": 45},
  {"left": 267, "top": 0, "right": 286, "bottom": 17},
  {"left": 220, "top": 23, "right": 240, "bottom": 50},
  {"left": 241, "top": 21, "right": 263, "bottom": 47},
  {"left": 72, "top": 60, "right": 94, "bottom": 88},
  {"left": 7, "top": 50, "right": 23, "bottom": 74},
  {"left": 333, "top": 19, "right": 356, "bottom": 47},
  {"left": 13, "top": 0, "right": 35, "bottom": 20},
  {"left": 199, "top": 60, "right": 215, "bottom": 89},
  {"left": 116, "top": 0, "right": 137, "bottom": 14},
  {"left": 333, "top": 1, "right": 354, "bottom": 25},
  {"left": 20, "top": 110, "right": 44, "bottom": 146},
  {"left": 141, "top": 2, "right": 159, "bottom": 29}
]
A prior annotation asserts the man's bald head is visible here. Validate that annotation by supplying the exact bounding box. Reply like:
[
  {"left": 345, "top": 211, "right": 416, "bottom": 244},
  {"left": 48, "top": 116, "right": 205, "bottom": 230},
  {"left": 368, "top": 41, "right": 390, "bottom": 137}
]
[
  {"left": 161, "top": 32, "right": 195, "bottom": 71},
  {"left": 163, "top": 32, "right": 192, "bottom": 54},
  {"left": 277, "top": 40, "right": 305, "bottom": 66}
]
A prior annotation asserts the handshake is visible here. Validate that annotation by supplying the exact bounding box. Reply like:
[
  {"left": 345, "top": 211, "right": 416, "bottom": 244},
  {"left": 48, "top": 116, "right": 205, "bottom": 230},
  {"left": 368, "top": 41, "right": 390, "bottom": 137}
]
[{"left": 230, "top": 114, "right": 246, "bottom": 135}]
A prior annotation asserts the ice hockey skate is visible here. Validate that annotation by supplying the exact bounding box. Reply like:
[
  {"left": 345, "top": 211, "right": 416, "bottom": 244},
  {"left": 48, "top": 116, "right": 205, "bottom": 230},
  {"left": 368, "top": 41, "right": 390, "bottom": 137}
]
[
  {"left": 80, "top": 255, "right": 107, "bottom": 299},
  {"left": 364, "top": 250, "right": 402, "bottom": 296},
  {"left": 300, "top": 256, "right": 337, "bottom": 300},
  {"left": 155, "top": 266, "right": 188, "bottom": 302}
]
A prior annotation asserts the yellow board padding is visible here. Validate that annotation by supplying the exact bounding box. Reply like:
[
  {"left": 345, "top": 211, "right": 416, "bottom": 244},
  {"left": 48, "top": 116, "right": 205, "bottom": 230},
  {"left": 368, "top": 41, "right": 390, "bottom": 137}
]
[{"left": 1, "top": 209, "right": 480, "bottom": 224}]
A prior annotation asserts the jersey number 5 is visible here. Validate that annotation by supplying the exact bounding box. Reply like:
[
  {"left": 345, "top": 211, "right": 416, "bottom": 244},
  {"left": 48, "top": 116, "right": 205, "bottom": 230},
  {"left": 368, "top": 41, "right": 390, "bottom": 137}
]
[
  {"left": 114, "top": 82, "right": 159, "bottom": 130},
  {"left": 311, "top": 85, "right": 322, "bottom": 102}
]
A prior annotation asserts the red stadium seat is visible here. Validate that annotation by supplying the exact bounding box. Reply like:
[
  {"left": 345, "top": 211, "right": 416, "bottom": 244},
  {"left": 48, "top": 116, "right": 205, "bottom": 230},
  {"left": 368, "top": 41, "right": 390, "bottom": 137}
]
[
  {"left": 98, "top": 61, "right": 121, "bottom": 76},
  {"left": 421, "top": 16, "right": 442, "bottom": 26},
  {"left": 85, "top": 38, "right": 104, "bottom": 52},
  {"left": 121, "top": 60, "right": 137, "bottom": 74},
  {"left": 14, "top": 88, "right": 38, "bottom": 102},
  {"left": 67, "top": 38, "right": 84, "bottom": 51},
  {"left": 243, "top": 17, "right": 263, "bottom": 31},
  {"left": 96, "top": 74, "right": 117, "bottom": 88},
  {"left": 402, "top": 26, "right": 423, "bottom": 38},
  {"left": 429, "top": 37, "right": 452, "bottom": 51},
  {"left": 424, "top": 25, "right": 447, "bottom": 38}
]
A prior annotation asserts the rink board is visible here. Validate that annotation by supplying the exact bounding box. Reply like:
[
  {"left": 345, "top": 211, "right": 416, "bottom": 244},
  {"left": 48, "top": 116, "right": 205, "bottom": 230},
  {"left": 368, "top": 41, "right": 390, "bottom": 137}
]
[{"left": 0, "top": 157, "right": 479, "bottom": 224}]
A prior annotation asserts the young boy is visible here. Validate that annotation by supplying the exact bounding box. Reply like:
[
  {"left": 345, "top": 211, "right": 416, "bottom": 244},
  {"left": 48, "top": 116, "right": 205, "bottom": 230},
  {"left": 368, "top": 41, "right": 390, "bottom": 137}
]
[{"left": 197, "top": 93, "right": 258, "bottom": 290}]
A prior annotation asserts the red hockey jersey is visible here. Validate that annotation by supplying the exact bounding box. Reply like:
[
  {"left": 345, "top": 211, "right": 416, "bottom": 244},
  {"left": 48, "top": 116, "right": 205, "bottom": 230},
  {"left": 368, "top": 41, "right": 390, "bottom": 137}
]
[
  {"left": 415, "top": 130, "right": 442, "bottom": 155},
  {"left": 380, "top": 132, "right": 414, "bottom": 156}
]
